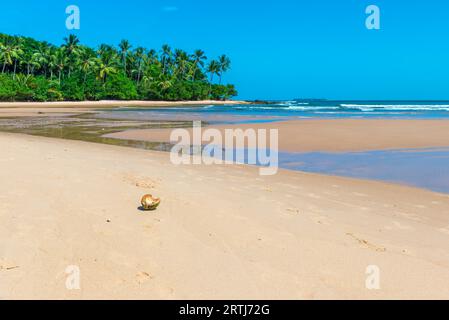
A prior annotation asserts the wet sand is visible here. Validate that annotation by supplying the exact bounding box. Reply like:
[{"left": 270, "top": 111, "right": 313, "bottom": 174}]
[
  {"left": 1, "top": 133, "right": 449, "bottom": 299},
  {"left": 104, "top": 119, "right": 449, "bottom": 152}
]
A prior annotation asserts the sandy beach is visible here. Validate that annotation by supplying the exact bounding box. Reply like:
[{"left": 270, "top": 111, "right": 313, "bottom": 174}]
[
  {"left": 3, "top": 0, "right": 449, "bottom": 303},
  {"left": 0, "top": 100, "right": 248, "bottom": 111},
  {"left": 0, "top": 100, "right": 248, "bottom": 119},
  {"left": 1, "top": 132, "right": 449, "bottom": 299},
  {"left": 105, "top": 119, "right": 449, "bottom": 152}
]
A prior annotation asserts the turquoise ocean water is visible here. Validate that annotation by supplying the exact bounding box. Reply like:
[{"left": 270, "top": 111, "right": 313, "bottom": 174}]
[{"left": 100, "top": 100, "right": 449, "bottom": 123}]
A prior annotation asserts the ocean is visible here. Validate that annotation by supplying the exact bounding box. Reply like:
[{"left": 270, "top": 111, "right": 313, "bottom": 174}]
[{"left": 99, "top": 100, "right": 449, "bottom": 123}]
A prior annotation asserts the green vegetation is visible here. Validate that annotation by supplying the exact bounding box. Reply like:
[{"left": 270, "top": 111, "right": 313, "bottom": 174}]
[{"left": 0, "top": 33, "right": 237, "bottom": 102}]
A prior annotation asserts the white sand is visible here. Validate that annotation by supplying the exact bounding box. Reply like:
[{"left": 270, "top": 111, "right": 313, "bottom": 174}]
[
  {"left": 1, "top": 133, "right": 449, "bottom": 299},
  {"left": 0, "top": 100, "right": 248, "bottom": 109}
]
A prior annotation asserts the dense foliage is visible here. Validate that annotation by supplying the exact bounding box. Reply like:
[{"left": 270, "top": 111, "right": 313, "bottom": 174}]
[{"left": 0, "top": 33, "right": 237, "bottom": 102}]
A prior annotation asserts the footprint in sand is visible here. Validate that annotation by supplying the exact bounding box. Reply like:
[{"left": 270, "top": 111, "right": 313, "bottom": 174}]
[
  {"left": 285, "top": 208, "right": 300, "bottom": 215},
  {"left": 122, "top": 174, "right": 158, "bottom": 189},
  {"left": 136, "top": 271, "right": 153, "bottom": 284},
  {"left": 346, "top": 233, "right": 386, "bottom": 252},
  {"left": 0, "top": 259, "right": 19, "bottom": 271}
]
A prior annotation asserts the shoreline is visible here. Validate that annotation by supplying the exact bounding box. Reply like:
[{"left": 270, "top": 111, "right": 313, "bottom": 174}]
[
  {"left": 1, "top": 132, "right": 449, "bottom": 299},
  {"left": 0, "top": 100, "right": 249, "bottom": 109},
  {"left": 104, "top": 119, "right": 449, "bottom": 153}
]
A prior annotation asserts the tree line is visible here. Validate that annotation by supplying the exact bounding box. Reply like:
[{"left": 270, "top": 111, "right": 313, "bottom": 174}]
[{"left": 0, "top": 33, "right": 237, "bottom": 102}]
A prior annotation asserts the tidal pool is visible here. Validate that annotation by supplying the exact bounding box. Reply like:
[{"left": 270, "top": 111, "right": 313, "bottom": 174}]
[{"left": 279, "top": 148, "right": 449, "bottom": 194}]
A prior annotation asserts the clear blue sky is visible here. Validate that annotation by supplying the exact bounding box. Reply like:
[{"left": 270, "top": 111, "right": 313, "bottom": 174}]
[{"left": 1, "top": 0, "right": 448, "bottom": 100}]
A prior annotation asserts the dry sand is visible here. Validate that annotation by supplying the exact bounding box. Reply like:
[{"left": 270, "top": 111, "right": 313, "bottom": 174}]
[
  {"left": 0, "top": 108, "right": 97, "bottom": 118},
  {"left": 105, "top": 119, "right": 449, "bottom": 152},
  {"left": 1, "top": 133, "right": 449, "bottom": 299},
  {"left": 0, "top": 100, "right": 247, "bottom": 109},
  {"left": 0, "top": 100, "right": 248, "bottom": 118}
]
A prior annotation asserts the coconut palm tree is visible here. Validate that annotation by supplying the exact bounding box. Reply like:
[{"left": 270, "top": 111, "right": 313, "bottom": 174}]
[
  {"left": 158, "top": 79, "right": 173, "bottom": 91},
  {"left": 161, "top": 44, "right": 172, "bottom": 76},
  {"left": 32, "top": 43, "right": 50, "bottom": 76},
  {"left": 191, "top": 49, "right": 207, "bottom": 81},
  {"left": 174, "top": 49, "right": 190, "bottom": 80},
  {"left": 97, "top": 44, "right": 118, "bottom": 66},
  {"left": 207, "top": 60, "right": 221, "bottom": 83},
  {"left": 206, "top": 60, "right": 221, "bottom": 98},
  {"left": 9, "top": 45, "right": 23, "bottom": 78},
  {"left": 47, "top": 47, "right": 58, "bottom": 80},
  {"left": 218, "top": 55, "right": 231, "bottom": 84},
  {"left": 77, "top": 49, "right": 96, "bottom": 84},
  {"left": 132, "top": 47, "right": 146, "bottom": 84},
  {"left": 0, "top": 32, "right": 237, "bottom": 102},
  {"left": 96, "top": 57, "right": 117, "bottom": 84},
  {"left": 0, "top": 43, "right": 14, "bottom": 73},
  {"left": 147, "top": 49, "right": 158, "bottom": 64},
  {"left": 30, "top": 52, "right": 45, "bottom": 75},
  {"left": 63, "top": 35, "right": 80, "bottom": 77},
  {"left": 55, "top": 48, "right": 68, "bottom": 84},
  {"left": 119, "top": 39, "right": 132, "bottom": 74},
  {"left": 63, "top": 34, "right": 80, "bottom": 56}
]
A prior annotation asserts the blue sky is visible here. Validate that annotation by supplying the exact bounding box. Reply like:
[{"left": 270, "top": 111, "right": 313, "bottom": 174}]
[{"left": 1, "top": 0, "right": 449, "bottom": 100}]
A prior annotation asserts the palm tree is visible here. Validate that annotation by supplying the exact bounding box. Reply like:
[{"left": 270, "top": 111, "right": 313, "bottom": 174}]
[
  {"left": 98, "top": 44, "right": 113, "bottom": 57},
  {"left": 63, "top": 35, "right": 80, "bottom": 77},
  {"left": 191, "top": 49, "right": 207, "bottom": 81},
  {"left": 158, "top": 79, "right": 173, "bottom": 91},
  {"left": 55, "top": 48, "right": 68, "bottom": 83},
  {"left": 47, "top": 47, "right": 58, "bottom": 80},
  {"left": 95, "top": 57, "right": 117, "bottom": 84},
  {"left": 0, "top": 32, "right": 237, "bottom": 102},
  {"left": 207, "top": 60, "right": 220, "bottom": 83},
  {"left": 119, "top": 39, "right": 132, "bottom": 74},
  {"left": 147, "top": 49, "right": 158, "bottom": 64},
  {"left": 218, "top": 54, "right": 231, "bottom": 84},
  {"left": 132, "top": 47, "right": 145, "bottom": 84},
  {"left": 206, "top": 60, "right": 221, "bottom": 98},
  {"left": 161, "top": 44, "right": 172, "bottom": 76},
  {"left": 11, "top": 40, "right": 24, "bottom": 78},
  {"left": 77, "top": 49, "right": 96, "bottom": 84},
  {"left": 97, "top": 44, "right": 118, "bottom": 66},
  {"left": 30, "top": 52, "right": 45, "bottom": 75},
  {"left": 63, "top": 34, "right": 80, "bottom": 56},
  {"left": 0, "top": 43, "right": 14, "bottom": 73},
  {"left": 141, "top": 73, "right": 154, "bottom": 88},
  {"left": 174, "top": 49, "right": 190, "bottom": 80}
]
